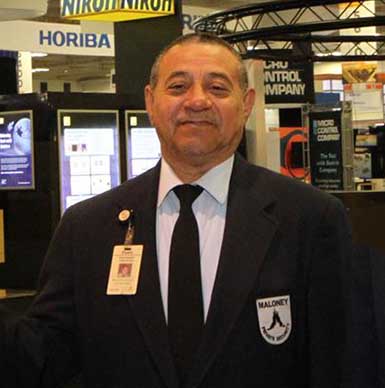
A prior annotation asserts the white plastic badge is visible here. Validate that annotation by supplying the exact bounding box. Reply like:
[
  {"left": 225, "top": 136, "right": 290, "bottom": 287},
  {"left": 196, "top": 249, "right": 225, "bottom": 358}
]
[
  {"left": 256, "top": 295, "right": 292, "bottom": 345},
  {"left": 107, "top": 245, "right": 143, "bottom": 295}
]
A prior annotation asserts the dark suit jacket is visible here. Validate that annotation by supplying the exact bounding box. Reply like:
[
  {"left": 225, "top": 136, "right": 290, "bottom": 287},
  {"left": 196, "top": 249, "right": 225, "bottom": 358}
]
[
  {"left": 2, "top": 155, "right": 352, "bottom": 388},
  {"left": 346, "top": 244, "right": 385, "bottom": 388},
  {"left": 372, "top": 248, "right": 385, "bottom": 388},
  {"left": 346, "top": 245, "right": 381, "bottom": 388}
]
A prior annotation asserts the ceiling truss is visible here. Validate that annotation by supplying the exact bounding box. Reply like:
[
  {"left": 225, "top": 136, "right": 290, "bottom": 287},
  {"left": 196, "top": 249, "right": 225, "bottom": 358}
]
[{"left": 194, "top": 0, "right": 385, "bottom": 62}]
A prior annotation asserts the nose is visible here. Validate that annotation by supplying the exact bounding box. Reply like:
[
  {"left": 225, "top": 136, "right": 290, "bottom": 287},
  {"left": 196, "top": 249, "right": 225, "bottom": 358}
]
[{"left": 184, "top": 85, "right": 212, "bottom": 111}]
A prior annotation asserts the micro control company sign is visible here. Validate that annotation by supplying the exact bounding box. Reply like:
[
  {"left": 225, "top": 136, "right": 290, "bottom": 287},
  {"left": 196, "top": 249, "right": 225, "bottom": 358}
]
[
  {"left": 0, "top": 21, "right": 114, "bottom": 56},
  {"left": 60, "top": 0, "right": 174, "bottom": 22},
  {"left": 264, "top": 60, "right": 314, "bottom": 104}
]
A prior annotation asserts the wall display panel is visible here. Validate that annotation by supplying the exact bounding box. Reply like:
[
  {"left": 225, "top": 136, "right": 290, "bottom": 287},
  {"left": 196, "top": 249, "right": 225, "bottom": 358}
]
[
  {"left": 58, "top": 110, "right": 121, "bottom": 212},
  {"left": 0, "top": 110, "right": 34, "bottom": 190},
  {"left": 309, "top": 110, "right": 344, "bottom": 191},
  {"left": 125, "top": 110, "right": 161, "bottom": 178}
]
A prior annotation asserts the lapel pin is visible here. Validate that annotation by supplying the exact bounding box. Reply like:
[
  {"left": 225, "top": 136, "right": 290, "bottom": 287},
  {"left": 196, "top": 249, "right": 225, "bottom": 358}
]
[{"left": 118, "top": 209, "right": 131, "bottom": 223}]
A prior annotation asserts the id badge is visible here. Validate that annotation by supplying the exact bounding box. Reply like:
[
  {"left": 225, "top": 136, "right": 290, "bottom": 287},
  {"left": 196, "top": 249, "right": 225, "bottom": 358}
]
[{"left": 107, "top": 245, "right": 143, "bottom": 295}]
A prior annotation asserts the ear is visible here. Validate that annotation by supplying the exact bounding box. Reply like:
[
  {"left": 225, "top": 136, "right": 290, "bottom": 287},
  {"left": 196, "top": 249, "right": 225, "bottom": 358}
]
[
  {"left": 243, "top": 88, "right": 256, "bottom": 119},
  {"left": 144, "top": 84, "right": 154, "bottom": 124}
]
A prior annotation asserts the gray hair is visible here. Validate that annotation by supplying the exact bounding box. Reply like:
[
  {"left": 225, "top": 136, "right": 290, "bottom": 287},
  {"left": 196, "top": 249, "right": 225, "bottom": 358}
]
[{"left": 149, "top": 32, "right": 249, "bottom": 92}]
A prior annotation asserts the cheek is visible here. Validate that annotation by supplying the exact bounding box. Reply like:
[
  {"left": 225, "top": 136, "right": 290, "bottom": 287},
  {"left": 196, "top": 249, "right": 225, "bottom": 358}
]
[
  {"left": 152, "top": 106, "right": 169, "bottom": 127},
  {"left": 221, "top": 105, "right": 244, "bottom": 126},
  {"left": 152, "top": 107, "right": 178, "bottom": 141},
  {"left": 154, "top": 101, "right": 178, "bottom": 124}
]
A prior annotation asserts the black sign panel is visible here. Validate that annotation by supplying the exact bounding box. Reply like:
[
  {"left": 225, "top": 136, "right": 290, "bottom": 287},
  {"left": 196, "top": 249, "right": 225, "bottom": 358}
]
[
  {"left": 264, "top": 60, "right": 314, "bottom": 104},
  {"left": 309, "top": 111, "right": 343, "bottom": 191},
  {"left": 0, "top": 110, "right": 34, "bottom": 190}
]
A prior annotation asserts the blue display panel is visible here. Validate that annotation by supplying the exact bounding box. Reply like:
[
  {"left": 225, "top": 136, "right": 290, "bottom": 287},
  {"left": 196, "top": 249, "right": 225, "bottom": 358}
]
[
  {"left": 125, "top": 110, "right": 161, "bottom": 178},
  {"left": 0, "top": 110, "right": 34, "bottom": 190},
  {"left": 58, "top": 110, "right": 121, "bottom": 212}
]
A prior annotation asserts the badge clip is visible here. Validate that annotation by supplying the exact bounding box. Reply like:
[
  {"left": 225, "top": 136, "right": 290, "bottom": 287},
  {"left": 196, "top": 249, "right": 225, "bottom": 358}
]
[{"left": 118, "top": 209, "right": 135, "bottom": 245}]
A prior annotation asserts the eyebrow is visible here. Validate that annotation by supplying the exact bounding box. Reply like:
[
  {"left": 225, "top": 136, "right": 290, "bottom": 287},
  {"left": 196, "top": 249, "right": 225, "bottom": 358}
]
[
  {"left": 165, "top": 71, "right": 190, "bottom": 84},
  {"left": 164, "top": 71, "right": 233, "bottom": 86}
]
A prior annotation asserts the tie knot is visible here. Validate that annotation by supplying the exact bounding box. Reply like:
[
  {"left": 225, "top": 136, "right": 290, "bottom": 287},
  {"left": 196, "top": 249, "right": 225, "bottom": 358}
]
[{"left": 173, "top": 184, "right": 203, "bottom": 209}]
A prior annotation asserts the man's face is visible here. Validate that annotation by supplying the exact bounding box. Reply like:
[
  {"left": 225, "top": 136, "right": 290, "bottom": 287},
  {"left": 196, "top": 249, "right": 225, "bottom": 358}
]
[{"left": 145, "top": 42, "right": 255, "bottom": 169}]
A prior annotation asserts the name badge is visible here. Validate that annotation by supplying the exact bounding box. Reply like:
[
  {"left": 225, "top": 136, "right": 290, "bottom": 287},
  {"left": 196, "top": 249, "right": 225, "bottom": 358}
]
[{"left": 107, "top": 245, "right": 143, "bottom": 295}]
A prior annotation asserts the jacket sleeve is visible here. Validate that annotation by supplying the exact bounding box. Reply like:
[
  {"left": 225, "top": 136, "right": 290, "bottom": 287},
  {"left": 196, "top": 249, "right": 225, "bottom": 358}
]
[
  {"left": 342, "top": 244, "right": 380, "bottom": 388},
  {"left": 307, "top": 196, "right": 353, "bottom": 388},
  {"left": 1, "top": 207, "right": 81, "bottom": 388}
]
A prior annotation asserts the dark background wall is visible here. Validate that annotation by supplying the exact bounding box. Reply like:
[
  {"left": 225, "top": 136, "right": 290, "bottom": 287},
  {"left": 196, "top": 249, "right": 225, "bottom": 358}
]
[{"left": 114, "top": 4, "right": 183, "bottom": 104}]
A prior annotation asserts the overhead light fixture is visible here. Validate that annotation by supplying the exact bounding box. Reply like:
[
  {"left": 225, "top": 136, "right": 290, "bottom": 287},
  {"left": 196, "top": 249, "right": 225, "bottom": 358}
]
[
  {"left": 32, "top": 68, "right": 50, "bottom": 73},
  {"left": 0, "top": 0, "right": 47, "bottom": 21},
  {"left": 31, "top": 52, "right": 48, "bottom": 58},
  {"left": 315, "top": 51, "right": 343, "bottom": 57}
]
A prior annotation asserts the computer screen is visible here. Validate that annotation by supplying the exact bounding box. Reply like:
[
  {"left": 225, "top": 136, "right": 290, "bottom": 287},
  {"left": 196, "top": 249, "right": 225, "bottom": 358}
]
[
  {"left": 0, "top": 110, "right": 34, "bottom": 190},
  {"left": 126, "top": 111, "right": 161, "bottom": 179},
  {"left": 58, "top": 110, "right": 121, "bottom": 212}
]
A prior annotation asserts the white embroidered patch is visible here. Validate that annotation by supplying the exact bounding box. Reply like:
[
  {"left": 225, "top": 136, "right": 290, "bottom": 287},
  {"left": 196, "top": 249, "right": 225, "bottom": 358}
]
[{"left": 256, "top": 295, "right": 292, "bottom": 345}]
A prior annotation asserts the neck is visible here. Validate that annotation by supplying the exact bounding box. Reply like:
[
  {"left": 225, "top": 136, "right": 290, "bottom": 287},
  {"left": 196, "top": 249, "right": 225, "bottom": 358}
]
[
  {"left": 164, "top": 155, "right": 231, "bottom": 183},
  {"left": 167, "top": 160, "right": 210, "bottom": 183}
]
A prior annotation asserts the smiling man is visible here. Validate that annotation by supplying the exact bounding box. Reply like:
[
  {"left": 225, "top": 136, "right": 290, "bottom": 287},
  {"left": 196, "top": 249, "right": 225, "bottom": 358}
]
[
  {"left": 0, "top": 33, "right": 353, "bottom": 388},
  {"left": 145, "top": 36, "right": 254, "bottom": 182}
]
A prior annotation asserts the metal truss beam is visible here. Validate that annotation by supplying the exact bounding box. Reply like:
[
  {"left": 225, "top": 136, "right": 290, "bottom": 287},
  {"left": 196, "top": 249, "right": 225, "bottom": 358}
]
[{"left": 194, "top": 0, "right": 385, "bottom": 61}]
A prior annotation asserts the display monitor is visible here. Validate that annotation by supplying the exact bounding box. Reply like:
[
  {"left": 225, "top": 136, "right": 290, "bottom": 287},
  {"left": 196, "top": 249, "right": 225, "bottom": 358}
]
[
  {"left": 0, "top": 110, "right": 34, "bottom": 190},
  {"left": 58, "top": 110, "right": 121, "bottom": 213},
  {"left": 353, "top": 152, "right": 372, "bottom": 179},
  {"left": 126, "top": 111, "right": 161, "bottom": 178},
  {"left": 356, "top": 134, "right": 378, "bottom": 147}
]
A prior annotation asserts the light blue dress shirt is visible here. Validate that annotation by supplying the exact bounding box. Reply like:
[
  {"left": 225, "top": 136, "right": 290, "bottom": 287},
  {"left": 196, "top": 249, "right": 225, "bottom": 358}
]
[{"left": 156, "top": 155, "right": 234, "bottom": 322}]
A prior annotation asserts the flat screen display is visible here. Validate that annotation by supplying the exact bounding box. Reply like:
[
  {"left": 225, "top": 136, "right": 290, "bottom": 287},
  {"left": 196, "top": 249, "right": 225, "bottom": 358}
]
[
  {"left": 355, "top": 134, "right": 377, "bottom": 147},
  {"left": 58, "top": 110, "right": 120, "bottom": 212},
  {"left": 0, "top": 110, "right": 34, "bottom": 190},
  {"left": 130, "top": 127, "right": 161, "bottom": 177},
  {"left": 126, "top": 111, "right": 161, "bottom": 178},
  {"left": 354, "top": 152, "right": 372, "bottom": 179}
]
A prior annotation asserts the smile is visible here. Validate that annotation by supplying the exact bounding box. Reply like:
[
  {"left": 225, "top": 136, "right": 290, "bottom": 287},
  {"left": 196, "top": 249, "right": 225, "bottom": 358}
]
[{"left": 180, "top": 120, "right": 215, "bottom": 126}]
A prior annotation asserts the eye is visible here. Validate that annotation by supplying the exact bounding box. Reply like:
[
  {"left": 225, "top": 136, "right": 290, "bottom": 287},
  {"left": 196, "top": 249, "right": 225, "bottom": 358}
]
[
  {"left": 167, "top": 83, "right": 187, "bottom": 94},
  {"left": 210, "top": 84, "right": 230, "bottom": 96}
]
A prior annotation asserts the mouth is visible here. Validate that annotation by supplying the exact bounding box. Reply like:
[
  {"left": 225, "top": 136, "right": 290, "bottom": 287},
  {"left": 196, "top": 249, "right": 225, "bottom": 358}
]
[
  {"left": 184, "top": 121, "right": 212, "bottom": 125},
  {"left": 178, "top": 119, "right": 216, "bottom": 127}
]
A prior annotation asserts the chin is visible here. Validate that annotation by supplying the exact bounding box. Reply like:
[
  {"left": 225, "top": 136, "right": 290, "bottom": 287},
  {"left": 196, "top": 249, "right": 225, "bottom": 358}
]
[
  {"left": 178, "top": 141, "right": 214, "bottom": 157},
  {"left": 180, "top": 143, "right": 231, "bottom": 163}
]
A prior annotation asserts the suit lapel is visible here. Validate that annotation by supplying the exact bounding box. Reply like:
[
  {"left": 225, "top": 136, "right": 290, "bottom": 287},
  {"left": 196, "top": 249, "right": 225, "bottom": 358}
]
[
  {"left": 186, "top": 157, "right": 279, "bottom": 388},
  {"left": 115, "top": 165, "right": 178, "bottom": 388}
]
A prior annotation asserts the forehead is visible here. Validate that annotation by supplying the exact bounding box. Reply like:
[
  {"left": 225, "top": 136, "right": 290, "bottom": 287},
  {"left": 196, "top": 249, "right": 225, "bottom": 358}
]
[{"left": 158, "top": 42, "right": 240, "bottom": 80}]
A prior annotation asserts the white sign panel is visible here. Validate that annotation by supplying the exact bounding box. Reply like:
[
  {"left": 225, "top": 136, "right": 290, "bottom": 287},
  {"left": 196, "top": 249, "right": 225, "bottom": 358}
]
[
  {"left": 339, "top": 1, "right": 376, "bottom": 56},
  {"left": 182, "top": 5, "right": 214, "bottom": 34},
  {"left": 17, "top": 52, "right": 33, "bottom": 94},
  {"left": 0, "top": 20, "right": 114, "bottom": 56},
  {"left": 344, "top": 83, "right": 384, "bottom": 121}
]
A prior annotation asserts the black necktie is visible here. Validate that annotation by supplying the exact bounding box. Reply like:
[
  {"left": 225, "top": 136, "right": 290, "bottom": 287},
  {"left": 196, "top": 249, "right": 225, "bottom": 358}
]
[{"left": 168, "top": 184, "right": 204, "bottom": 382}]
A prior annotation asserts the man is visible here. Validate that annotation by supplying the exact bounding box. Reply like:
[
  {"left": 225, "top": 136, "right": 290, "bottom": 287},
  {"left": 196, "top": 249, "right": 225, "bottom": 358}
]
[
  {"left": 1, "top": 33, "right": 352, "bottom": 388},
  {"left": 348, "top": 244, "right": 385, "bottom": 388}
]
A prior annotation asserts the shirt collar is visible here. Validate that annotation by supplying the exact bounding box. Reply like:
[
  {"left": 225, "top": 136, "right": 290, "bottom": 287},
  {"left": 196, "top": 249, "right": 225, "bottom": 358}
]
[{"left": 157, "top": 155, "right": 234, "bottom": 207}]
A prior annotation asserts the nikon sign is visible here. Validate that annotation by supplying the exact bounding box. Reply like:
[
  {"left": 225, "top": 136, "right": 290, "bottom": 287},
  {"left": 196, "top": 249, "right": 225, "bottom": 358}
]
[{"left": 61, "top": 0, "right": 174, "bottom": 22}]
